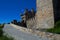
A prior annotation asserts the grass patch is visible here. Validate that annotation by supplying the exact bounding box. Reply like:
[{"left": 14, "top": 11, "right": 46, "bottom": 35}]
[
  {"left": 47, "top": 20, "right": 60, "bottom": 34},
  {"left": 0, "top": 35, "right": 14, "bottom": 40}
]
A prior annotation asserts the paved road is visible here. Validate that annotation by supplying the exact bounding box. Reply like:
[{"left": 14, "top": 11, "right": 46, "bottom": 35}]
[{"left": 3, "top": 24, "right": 51, "bottom": 40}]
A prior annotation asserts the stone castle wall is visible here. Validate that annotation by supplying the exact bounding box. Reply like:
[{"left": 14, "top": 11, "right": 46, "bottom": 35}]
[
  {"left": 27, "top": 0, "right": 54, "bottom": 29},
  {"left": 36, "top": 0, "right": 54, "bottom": 29},
  {"left": 27, "top": 17, "right": 37, "bottom": 29}
]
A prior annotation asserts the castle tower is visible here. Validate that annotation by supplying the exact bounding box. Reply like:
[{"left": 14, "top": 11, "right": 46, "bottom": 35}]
[
  {"left": 26, "top": 0, "right": 54, "bottom": 30},
  {"left": 36, "top": 0, "right": 54, "bottom": 29}
]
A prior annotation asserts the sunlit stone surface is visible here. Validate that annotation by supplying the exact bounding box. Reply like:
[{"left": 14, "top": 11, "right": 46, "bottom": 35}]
[
  {"left": 3, "top": 24, "right": 53, "bottom": 40},
  {"left": 36, "top": 0, "right": 54, "bottom": 29}
]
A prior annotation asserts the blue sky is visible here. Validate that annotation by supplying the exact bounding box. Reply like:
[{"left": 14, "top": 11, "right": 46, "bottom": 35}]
[{"left": 0, "top": 0, "right": 36, "bottom": 23}]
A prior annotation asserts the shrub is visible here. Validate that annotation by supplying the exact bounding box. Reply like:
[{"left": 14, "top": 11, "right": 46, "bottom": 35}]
[
  {"left": 0, "top": 28, "right": 3, "bottom": 36},
  {"left": 55, "top": 21, "right": 60, "bottom": 28},
  {"left": 0, "top": 24, "right": 4, "bottom": 37}
]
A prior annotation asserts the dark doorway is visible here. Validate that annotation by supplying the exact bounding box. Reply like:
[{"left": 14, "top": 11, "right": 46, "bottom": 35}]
[{"left": 53, "top": 0, "right": 60, "bottom": 23}]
